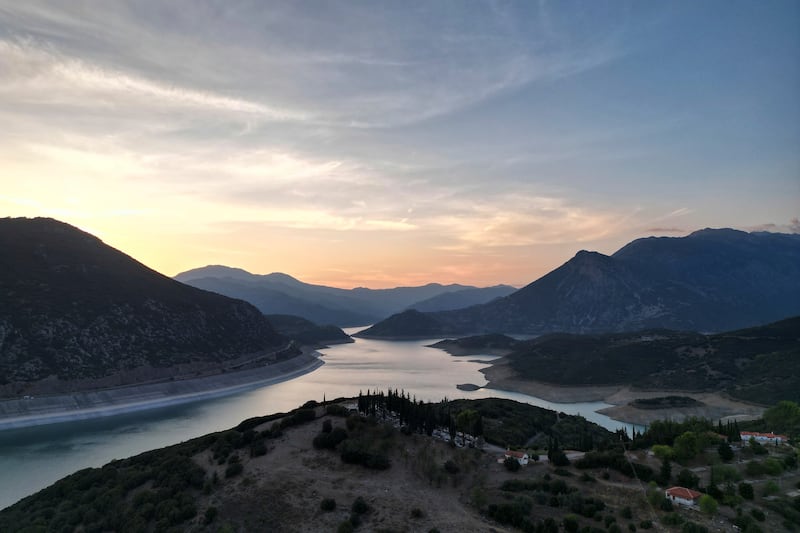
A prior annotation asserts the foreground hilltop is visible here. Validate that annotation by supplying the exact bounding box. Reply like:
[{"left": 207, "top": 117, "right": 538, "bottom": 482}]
[
  {"left": 0, "top": 217, "right": 286, "bottom": 395},
  {"left": 359, "top": 228, "right": 800, "bottom": 338},
  {"left": 4, "top": 395, "right": 796, "bottom": 532}
]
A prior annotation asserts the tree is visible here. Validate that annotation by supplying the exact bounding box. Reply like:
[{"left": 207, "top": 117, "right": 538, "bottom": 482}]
[
  {"left": 673, "top": 432, "right": 699, "bottom": 461},
  {"left": 677, "top": 468, "right": 699, "bottom": 489},
  {"left": 658, "top": 458, "right": 672, "bottom": 486},
  {"left": 652, "top": 445, "right": 674, "bottom": 461},
  {"left": 698, "top": 494, "right": 718, "bottom": 515},
  {"left": 764, "top": 400, "right": 800, "bottom": 435},
  {"left": 717, "top": 441, "right": 734, "bottom": 462},
  {"left": 738, "top": 482, "right": 754, "bottom": 500}
]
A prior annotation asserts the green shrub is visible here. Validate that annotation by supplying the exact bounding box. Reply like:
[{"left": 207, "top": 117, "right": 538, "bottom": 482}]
[
  {"left": 224, "top": 463, "right": 243, "bottom": 478},
  {"left": 699, "top": 494, "right": 718, "bottom": 515},
  {"left": 337, "top": 520, "right": 354, "bottom": 533},
  {"left": 203, "top": 506, "right": 217, "bottom": 525},
  {"left": 621, "top": 506, "right": 633, "bottom": 519},
  {"left": 762, "top": 480, "right": 780, "bottom": 496},
  {"left": 410, "top": 508, "right": 424, "bottom": 518},
  {"left": 750, "top": 508, "right": 765, "bottom": 522},
  {"left": 662, "top": 512, "right": 683, "bottom": 526},
  {"left": 639, "top": 519, "right": 653, "bottom": 529},
  {"left": 563, "top": 514, "right": 579, "bottom": 532},
  {"left": 320, "top": 498, "right": 336, "bottom": 512},
  {"left": 739, "top": 482, "right": 754, "bottom": 500},
  {"left": 352, "top": 496, "right": 369, "bottom": 515}
]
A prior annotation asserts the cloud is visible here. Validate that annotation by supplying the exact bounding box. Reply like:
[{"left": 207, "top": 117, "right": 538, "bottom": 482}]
[
  {"left": 0, "top": 38, "right": 309, "bottom": 123},
  {"left": 746, "top": 218, "right": 800, "bottom": 234},
  {"left": 645, "top": 227, "right": 686, "bottom": 234},
  {"left": 0, "top": 2, "right": 624, "bottom": 129}
]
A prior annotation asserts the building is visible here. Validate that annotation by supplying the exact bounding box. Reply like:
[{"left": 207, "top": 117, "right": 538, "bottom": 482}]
[
  {"left": 665, "top": 486, "right": 702, "bottom": 506},
  {"left": 503, "top": 449, "right": 529, "bottom": 466},
  {"left": 740, "top": 431, "right": 788, "bottom": 444}
]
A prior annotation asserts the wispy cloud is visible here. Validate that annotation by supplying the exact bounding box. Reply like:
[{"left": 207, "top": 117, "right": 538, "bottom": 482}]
[{"left": 746, "top": 218, "right": 800, "bottom": 234}]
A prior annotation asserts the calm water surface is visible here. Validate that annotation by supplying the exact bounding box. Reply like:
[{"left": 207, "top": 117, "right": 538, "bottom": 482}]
[{"left": 0, "top": 331, "right": 641, "bottom": 509}]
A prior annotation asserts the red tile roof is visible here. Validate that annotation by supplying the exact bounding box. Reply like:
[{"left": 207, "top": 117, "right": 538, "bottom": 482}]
[
  {"left": 740, "top": 431, "right": 788, "bottom": 440},
  {"left": 666, "top": 487, "right": 702, "bottom": 500},
  {"left": 505, "top": 450, "right": 527, "bottom": 458}
]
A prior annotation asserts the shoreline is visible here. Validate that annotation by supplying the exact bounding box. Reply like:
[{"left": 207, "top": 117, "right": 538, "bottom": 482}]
[
  {"left": 480, "top": 361, "right": 765, "bottom": 425},
  {"left": 0, "top": 352, "right": 324, "bottom": 431}
]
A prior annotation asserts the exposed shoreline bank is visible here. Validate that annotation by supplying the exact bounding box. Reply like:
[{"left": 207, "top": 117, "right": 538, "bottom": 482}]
[
  {"left": 480, "top": 361, "right": 765, "bottom": 425},
  {"left": 0, "top": 352, "right": 324, "bottom": 431}
]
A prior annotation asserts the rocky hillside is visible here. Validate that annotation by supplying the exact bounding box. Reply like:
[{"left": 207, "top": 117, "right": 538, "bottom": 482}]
[
  {"left": 359, "top": 229, "right": 800, "bottom": 337},
  {"left": 0, "top": 218, "right": 285, "bottom": 389}
]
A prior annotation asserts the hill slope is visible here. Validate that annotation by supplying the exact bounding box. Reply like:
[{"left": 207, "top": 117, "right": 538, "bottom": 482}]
[
  {"left": 497, "top": 316, "right": 800, "bottom": 405},
  {"left": 359, "top": 229, "right": 800, "bottom": 337},
  {"left": 0, "top": 218, "right": 285, "bottom": 390}
]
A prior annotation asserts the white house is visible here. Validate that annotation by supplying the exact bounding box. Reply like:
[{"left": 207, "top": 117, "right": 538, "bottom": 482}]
[
  {"left": 740, "top": 431, "right": 788, "bottom": 444},
  {"left": 503, "top": 449, "right": 529, "bottom": 466},
  {"left": 665, "top": 486, "right": 702, "bottom": 506}
]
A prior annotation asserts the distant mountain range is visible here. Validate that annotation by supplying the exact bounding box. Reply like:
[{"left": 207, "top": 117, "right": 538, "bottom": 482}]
[
  {"left": 0, "top": 218, "right": 286, "bottom": 391},
  {"left": 175, "top": 266, "right": 515, "bottom": 327},
  {"left": 358, "top": 229, "right": 800, "bottom": 338}
]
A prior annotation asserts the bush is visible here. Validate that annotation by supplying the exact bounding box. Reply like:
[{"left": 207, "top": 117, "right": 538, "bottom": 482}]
[
  {"left": 320, "top": 498, "right": 336, "bottom": 512},
  {"left": 249, "top": 440, "right": 267, "bottom": 457},
  {"left": 554, "top": 468, "right": 572, "bottom": 477},
  {"left": 751, "top": 508, "right": 765, "bottom": 522},
  {"left": 224, "top": 463, "right": 243, "bottom": 478},
  {"left": 681, "top": 522, "right": 709, "bottom": 533},
  {"left": 322, "top": 419, "right": 333, "bottom": 433},
  {"left": 444, "top": 460, "right": 459, "bottom": 474},
  {"left": 621, "top": 506, "right": 633, "bottom": 519},
  {"left": 662, "top": 512, "right": 684, "bottom": 526},
  {"left": 313, "top": 427, "right": 348, "bottom": 450},
  {"left": 351, "top": 496, "right": 369, "bottom": 515},
  {"left": 337, "top": 520, "right": 354, "bottom": 533},
  {"left": 639, "top": 519, "right": 653, "bottom": 529},
  {"left": 326, "top": 404, "right": 350, "bottom": 417},
  {"left": 698, "top": 494, "right": 718, "bottom": 515},
  {"left": 504, "top": 456, "right": 521, "bottom": 472},
  {"left": 410, "top": 508, "right": 424, "bottom": 518},
  {"left": 762, "top": 480, "right": 779, "bottom": 496},
  {"left": 563, "top": 514, "right": 579, "bottom": 532},
  {"left": 203, "top": 506, "right": 217, "bottom": 525},
  {"left": 739, "top": 482, "right": 754, "bottom": 500}
]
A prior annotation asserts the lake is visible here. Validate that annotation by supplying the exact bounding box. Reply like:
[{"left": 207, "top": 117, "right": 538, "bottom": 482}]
[{"left": 0, "top": 331, "right": 641, "bottom": 510}]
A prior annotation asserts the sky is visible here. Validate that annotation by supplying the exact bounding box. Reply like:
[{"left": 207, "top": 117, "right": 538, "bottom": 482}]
[{"left": 1, "top": 1, "right": 798, "bottom": 289}]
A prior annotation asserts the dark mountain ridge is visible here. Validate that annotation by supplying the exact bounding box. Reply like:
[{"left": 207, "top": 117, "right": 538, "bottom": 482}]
[
  {"left": 359, "top": 228, "right": 800, "bottom": 338},
  {"left": 0, "top": 218, "right": 285, "bottom": 390},
  {"left": 176, "top": 265, "right": 512, "bottom": 326}
]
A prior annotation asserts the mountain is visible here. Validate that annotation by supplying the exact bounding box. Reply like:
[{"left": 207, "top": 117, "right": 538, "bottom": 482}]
[
  {"left": 264, "top": 315, "right": 352, "bottom": 346},
  {"left": 358, "top": 229, "right": 800, "bottom": 338},
  {"left": 0, "top": 218, "right": 285, "bottom": 391},
  {"left": 175, "top": 265, "right": 508, "bottom": 327},
  {"left": 496, "top": 316, "right": 800, "bottom": 405},
  {"left": 406, "top": 285, "right": 516, "bottom": 312}
]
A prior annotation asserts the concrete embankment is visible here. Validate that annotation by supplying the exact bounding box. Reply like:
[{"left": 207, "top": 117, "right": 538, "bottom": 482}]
[{"left": 0, "top": 352, "right": 323, "bottom": 430}]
